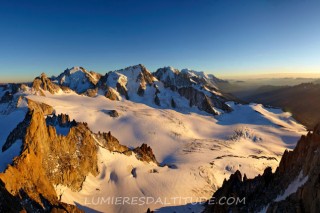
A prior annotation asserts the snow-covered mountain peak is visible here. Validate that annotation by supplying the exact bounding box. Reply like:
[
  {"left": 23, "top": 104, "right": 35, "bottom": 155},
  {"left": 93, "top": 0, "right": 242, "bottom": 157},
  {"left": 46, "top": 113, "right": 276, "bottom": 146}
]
[
  {"left": 106, "top": 72, "right": 128, "bottom": 88},
  {"left": 101, "top": 64, "right": 158, "bottom": 99},
  {"left": 154, "top": 66, "right": 179, "bottom": 83},
  {"left": 181, "top": 68, "right": 207, "bottom": 77},
  {"left": 154, "top": 66, "right": 220, "bottom": 89},
  {"left": 68, "top": 66, "right": 82, "bottom": 74},
  {"left": 115, "top": 64, "right": 157, "bottom": 84},
  {"left": 53, "top": 66, "right": 102, "bottom": 94}
]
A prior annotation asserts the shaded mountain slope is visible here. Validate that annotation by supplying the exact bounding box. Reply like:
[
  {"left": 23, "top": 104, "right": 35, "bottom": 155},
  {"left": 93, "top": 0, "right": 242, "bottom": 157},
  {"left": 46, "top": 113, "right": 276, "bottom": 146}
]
[{"left": 243, "top": 83, "right": 320, "bottom": 130}]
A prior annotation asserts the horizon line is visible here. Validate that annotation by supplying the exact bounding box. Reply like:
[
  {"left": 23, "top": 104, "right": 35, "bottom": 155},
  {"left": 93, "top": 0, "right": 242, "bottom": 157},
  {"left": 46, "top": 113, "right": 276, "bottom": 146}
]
[{"left": 1, "top": 71, "right": 320, "bottom": 84}]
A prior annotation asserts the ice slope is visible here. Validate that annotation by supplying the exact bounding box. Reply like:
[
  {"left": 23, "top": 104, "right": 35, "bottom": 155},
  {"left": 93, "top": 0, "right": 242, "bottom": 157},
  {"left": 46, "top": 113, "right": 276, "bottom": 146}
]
[{"left": 26, "top": 91, "right": 306, "bottom": 213}]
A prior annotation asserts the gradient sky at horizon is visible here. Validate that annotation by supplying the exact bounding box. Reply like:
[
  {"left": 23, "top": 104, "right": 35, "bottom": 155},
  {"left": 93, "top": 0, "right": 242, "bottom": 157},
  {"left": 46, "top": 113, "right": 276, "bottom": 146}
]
[{"left": 0, "top": 0, "right": 320, "bottom": 83}]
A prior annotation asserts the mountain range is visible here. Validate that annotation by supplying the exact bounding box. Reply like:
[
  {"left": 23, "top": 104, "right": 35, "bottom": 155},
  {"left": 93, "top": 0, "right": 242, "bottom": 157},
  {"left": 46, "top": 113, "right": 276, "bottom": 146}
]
[{"left": 0, "top": 64, "right": 317, "bottom": 213}]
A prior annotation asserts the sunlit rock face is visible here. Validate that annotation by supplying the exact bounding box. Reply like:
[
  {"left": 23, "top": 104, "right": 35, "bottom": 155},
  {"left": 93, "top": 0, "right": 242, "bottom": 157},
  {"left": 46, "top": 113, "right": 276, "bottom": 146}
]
[
  {"left": 0, "top": 99, "right": 97, "bottom": 212},
  {"left": 32, "top": 73, "right": 61, "bottom": 96},
  {"left": 0, "top": 98, "right": 160, "bottom": 212}
]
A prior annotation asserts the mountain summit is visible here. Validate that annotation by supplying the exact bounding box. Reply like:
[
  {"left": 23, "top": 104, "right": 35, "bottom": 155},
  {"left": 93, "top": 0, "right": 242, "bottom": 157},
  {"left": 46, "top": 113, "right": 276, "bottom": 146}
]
[{"left": 53, "top": 66, "right": 102, "bottom": 94}]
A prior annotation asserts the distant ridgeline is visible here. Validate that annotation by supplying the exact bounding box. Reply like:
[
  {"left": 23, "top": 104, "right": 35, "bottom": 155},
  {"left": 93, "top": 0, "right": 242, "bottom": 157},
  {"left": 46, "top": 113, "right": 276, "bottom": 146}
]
[{"left": 0, "top": 64, "right": 238, "bottom": 116}]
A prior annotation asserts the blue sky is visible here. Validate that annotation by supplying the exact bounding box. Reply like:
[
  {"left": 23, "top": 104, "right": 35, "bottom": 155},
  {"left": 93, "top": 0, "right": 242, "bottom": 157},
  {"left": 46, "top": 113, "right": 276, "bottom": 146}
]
[{"left": 0, "top": 0, "right": 320, "bottom": 82}]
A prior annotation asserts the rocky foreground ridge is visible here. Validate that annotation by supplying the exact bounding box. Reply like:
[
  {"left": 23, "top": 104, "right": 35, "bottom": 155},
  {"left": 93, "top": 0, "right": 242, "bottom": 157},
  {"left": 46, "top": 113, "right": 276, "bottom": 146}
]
[
  {"left": 0, "top": 98, "right": 159, "bottom": 212},
  {"left": 204, "top": 124, "right": 320, "bottom": 213}
]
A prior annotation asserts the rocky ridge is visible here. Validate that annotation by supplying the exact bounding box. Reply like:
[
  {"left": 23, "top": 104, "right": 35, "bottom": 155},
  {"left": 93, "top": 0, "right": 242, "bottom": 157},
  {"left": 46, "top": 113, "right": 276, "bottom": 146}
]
[
  {"left": 0, "top": 99, "right": 159, "bottom": 212},
  {"left": 0, "top": 99, "right": 97, "bottom": 212}
]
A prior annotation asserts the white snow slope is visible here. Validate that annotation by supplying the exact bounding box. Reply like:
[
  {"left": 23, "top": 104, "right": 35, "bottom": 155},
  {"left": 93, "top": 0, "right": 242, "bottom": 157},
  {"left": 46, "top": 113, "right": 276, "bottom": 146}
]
[{"left": 18, "top": 90, "right": 307, "bottom": 213}]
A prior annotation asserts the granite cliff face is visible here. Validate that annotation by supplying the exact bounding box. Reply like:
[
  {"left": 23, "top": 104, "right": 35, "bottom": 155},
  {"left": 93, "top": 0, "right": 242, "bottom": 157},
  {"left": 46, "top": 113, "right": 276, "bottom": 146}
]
[
  {"left": 0, "top": 99, "right": 97, "bottom": 212},
  {"left": 204, "top": 124, "right": 320, "bottom": 213},
  {"left": 0, "top": 99, "right": 160, "bottom": 212}
]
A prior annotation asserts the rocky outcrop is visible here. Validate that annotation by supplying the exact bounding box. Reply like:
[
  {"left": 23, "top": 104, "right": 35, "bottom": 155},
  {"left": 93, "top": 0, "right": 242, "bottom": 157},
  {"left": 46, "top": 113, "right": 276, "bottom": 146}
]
[
  {"left": 94, "top": 131, "right": 129, "bottom": 153},
  {"left": 105, "top": 87, "right": 120, "bottom": 101},
  {"left": 204, "top": 124, "right": 320, "bottom": 213},
  {"left": 103, "top": 110, "right": 119, "bottom": 118},
  {"left": 46, "top": 113, "right": 77, "bottom": 130},
  {"left": 60, "top": 85, "right": 73, "bottom": 93},
  {"left": 85, "top": 87, "right": 98, "bottom": 97},
  {"left": 154, "top": 94, "right": 160, "bottom": 106},
  {"left": 94, "top": 133, "right": 158, "bottom": 164},
  {"left": 28, "top": 98, "right": 54, "bottom": 115},
  {"left": 0, "top": 99, "right": 97, "bottom": 211},
  {"left": 133, "top": 144, "right": 158, "bottom": 164},
  {"left": 135, "top": 64, "right": 156, "bottom": 96},
  {"left": 138, "top": 64, "right": 156, "bottom": 86},
  {"left": 116, "top": 82, "right": 129, "bottom": 99},
  {"left": 32, "top": 73, "right": 61, "bottom": 95},
  {"left": 137, "top": 84, "right": 145, "bottom": 96}
]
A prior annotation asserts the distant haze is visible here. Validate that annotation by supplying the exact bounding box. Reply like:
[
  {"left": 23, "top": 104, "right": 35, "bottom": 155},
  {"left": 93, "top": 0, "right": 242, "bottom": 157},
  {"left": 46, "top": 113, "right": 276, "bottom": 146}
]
[
  {"left": 1, "top": 69, "right": 320, "bottom": 84},
  {"left": 217, "top": 72, "right": 320, "bottom": 80}
]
